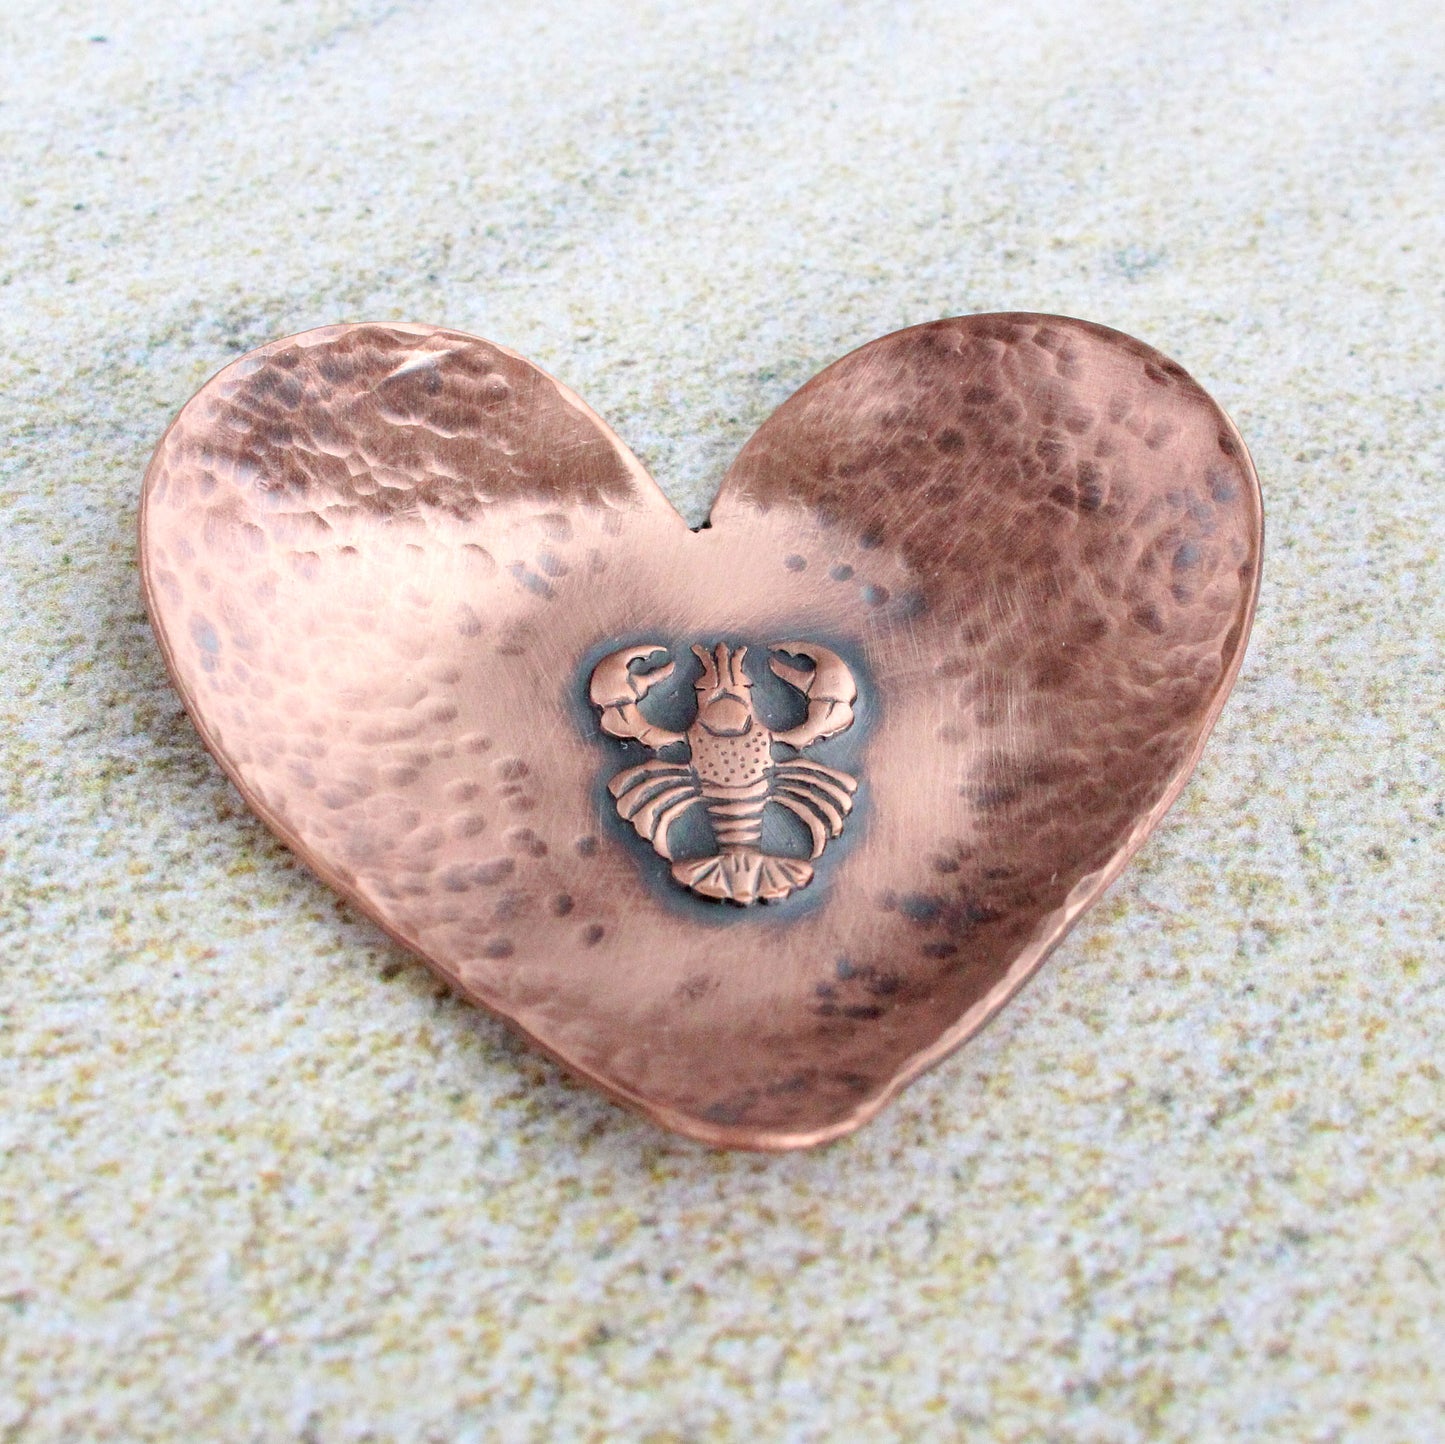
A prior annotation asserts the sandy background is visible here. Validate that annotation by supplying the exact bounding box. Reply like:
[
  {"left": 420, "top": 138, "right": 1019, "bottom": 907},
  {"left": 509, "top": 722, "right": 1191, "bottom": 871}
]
[{"left": 2, "top": 1, "right": 1441, "bottom": 1439}]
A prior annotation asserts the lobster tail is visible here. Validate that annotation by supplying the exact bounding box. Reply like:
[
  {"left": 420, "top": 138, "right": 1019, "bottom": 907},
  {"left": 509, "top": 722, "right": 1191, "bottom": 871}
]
[{"left": 671, "top": 852, "right": 814, "bottom": 905}]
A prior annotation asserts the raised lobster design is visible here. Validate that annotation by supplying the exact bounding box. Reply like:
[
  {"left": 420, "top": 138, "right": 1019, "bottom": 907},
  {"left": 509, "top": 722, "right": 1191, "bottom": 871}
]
[{"left": 588, "top": 640, "right": 859, "bottom": 905}]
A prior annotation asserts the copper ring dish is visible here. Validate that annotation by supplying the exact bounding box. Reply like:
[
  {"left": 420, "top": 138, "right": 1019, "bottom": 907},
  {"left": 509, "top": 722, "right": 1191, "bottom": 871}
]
[{"left": 140, "top": 313, "right": 1262, "bottom": 1149}]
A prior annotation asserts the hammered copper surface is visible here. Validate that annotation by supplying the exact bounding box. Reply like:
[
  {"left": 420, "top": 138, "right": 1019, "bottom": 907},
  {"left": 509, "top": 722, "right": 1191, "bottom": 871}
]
[{"left": 140, "top": 316, "right": 1262, "bottom": 1149}]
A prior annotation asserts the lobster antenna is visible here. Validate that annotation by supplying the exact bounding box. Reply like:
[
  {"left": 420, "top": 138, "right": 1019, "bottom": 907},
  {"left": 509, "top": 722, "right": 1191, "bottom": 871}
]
[{"left": 691, "top": 643, "right": 718, "bottom": 688}]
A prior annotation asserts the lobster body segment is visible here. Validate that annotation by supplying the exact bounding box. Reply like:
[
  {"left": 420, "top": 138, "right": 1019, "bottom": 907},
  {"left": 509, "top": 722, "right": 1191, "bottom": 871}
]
[{"left": 592, "top": 641, "right": 858, "bottom": 904}]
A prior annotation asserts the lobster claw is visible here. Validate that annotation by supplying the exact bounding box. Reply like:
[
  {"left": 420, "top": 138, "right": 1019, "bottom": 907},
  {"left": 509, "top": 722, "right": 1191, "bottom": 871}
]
[
  {"left": 589, "top": 644, "right": 686, "bottom": 749},
  {"left": 769, "top": 642, "right": 857, "bottom": 748}
]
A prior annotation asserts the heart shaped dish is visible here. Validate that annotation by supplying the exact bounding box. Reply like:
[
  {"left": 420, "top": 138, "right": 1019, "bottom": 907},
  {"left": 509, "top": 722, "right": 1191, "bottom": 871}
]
[{"left": 141, "top": 315, "right": 1262, "bottom": 1148}]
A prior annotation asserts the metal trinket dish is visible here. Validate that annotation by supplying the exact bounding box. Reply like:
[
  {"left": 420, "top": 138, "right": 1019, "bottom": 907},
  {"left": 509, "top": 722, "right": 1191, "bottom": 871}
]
[{"left": 140, "top": 314, "right": 1263, "bottom": 1149}]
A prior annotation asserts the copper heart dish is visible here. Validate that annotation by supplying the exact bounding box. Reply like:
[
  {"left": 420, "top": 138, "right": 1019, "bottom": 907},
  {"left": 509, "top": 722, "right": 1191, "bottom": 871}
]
[{"left": 140, "top": 314, "right": 1262, "bottom": 1149}]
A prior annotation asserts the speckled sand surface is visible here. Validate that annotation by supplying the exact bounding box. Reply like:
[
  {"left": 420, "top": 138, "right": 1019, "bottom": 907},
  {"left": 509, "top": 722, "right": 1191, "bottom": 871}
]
[{"left": 2, "top": 2, "right": 1442, "bottom": 1439}]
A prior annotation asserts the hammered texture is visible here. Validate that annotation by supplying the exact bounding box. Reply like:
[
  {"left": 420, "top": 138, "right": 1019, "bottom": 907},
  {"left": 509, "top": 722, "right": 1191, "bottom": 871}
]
[
  {"left": 716, "top": 315, "right": 1262, "bottom": 1080},
  {"left": 141, "top": 316, "right": 1261, "bottom": 1147}
]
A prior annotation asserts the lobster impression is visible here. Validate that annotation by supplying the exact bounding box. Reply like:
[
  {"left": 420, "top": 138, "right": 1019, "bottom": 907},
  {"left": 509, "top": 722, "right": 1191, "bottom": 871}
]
[{"left": 588, "top": 640, "right": 860, "bottom": 905}]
